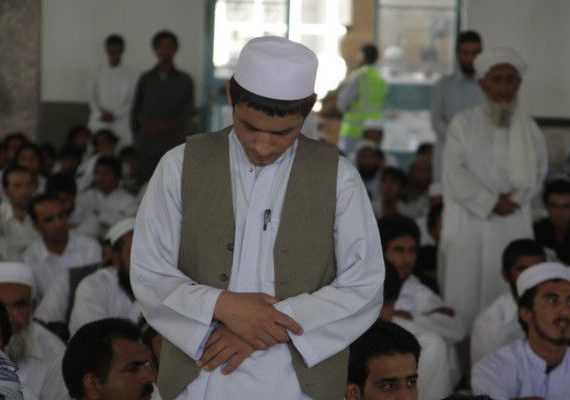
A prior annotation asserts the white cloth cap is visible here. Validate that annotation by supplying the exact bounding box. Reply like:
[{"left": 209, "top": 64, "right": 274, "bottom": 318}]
[
  {"left": 362, "top": 118, "right": 384, "bottom": 131},
  {"left": 106, "top": 218, "right": 135, "bottom": 246},
  {"left": 475, "top": 47, "right": 528, "bottom": 78},
  {"left": 0, "top": 263, "right": 34, "bottom": 289},
  {"left": 234, "top": 36, "right": 318, "bottom": 100},
  {"left": 516, "top": 262, "right": 570, "bottom": 296},
  {"left": 428, "top": 182, "right": 443, "bottom": 197}
]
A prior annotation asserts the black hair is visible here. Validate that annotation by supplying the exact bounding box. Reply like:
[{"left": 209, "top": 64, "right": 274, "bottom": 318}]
[
  {"left": 378, "top": 214, "right": 420, "bottom": 252},
  {"left": 94, "top": 129, "right": 119, "bottom": 147},
  {"left": 105, "top": 34, "right": 125, "bottom": 48},
  {"left": 456, "top": 30, "right": 482, "bottom": 52},
  {"left": 416, "top": 142, "right": 433, "bottom": 155},
  {"left": 501, "top": 239, "right": 546, "bottom": 274},
  {"left": 58, "top": 144, "right": 82, "bottom": 160},
  {"left": 381, "top": 167, "right": 408, "bottom": 188},
  {"left": 65, "top": 125, "right": 91, "bottom": 146},
  {"left": 518, "top": 286, "right": 538, "bottom": 333},
  {"left": 40, "top": 143, "right": 56, "bottom": 158},
  {"left": 47, "top": 173, "right": 77, "bottom": 196},
  {"left": 229, "top": 77, "right": 316, "bottom": 118},
  {"left": 2, "top": 164, "right": 32, "bottom": 189},
  {"left": 361, "top": 43, "right": 379, "bottom": 64},
  {"left": 28, "top": 193, "right": 62, "bottom": 223},
  {"left": 542, "top": 178, "right": 570, "bottom": 206},
  {"left": 439, "top": 395, "right": 494, "bottom": 400},
  {"left": 0, "top": 302, "right": 11, "bottom": 349},
  {"left": 348, "top": 321, "right": 420, "bottom": 391},
  {"left": 96, "top": 156, "right": 122, "bottom": 179},
  {"left": 427, "top": 202, "right": 444, "bottom": 232},
  {"left": 14, "top": 143, "right": 43, "bottom": 169},
  {"left": 63, "top": 318, "right": 140, "bottom": 399},
  {"left": 119, "top": 146, "right": 138, "bottom": 160},
  {"left": 3, "top": 132, "right": 29, "bottom": 148},
  {"left": 152, "top": 30, "right": 179, "bottom": 49},
  {"left": 383, "top": 260, "right": 403, "bottom": 303}
]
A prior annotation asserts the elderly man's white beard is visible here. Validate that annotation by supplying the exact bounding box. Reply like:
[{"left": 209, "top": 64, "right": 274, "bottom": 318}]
[
  {"left": 485, "top": 99, "right": 517, "bottom": 128},
  {"left": 4, "top": 325, "right": 33, "bottom": 363}
]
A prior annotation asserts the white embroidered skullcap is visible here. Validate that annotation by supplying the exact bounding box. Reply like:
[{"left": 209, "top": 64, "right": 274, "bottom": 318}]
[
  {"left": 362, "top": 118, "right": 385, "bottom": 131},
  {"left": 516, "top": 262, "right": 570, "bottom": 296},
  {"left": 428, "top": 182, "right": 443, "bottom": 197},
  {"left": 106, "top": 218, "right": 135, "bottom": 246},
  {"left": 475, "top": 47, "right": 528, "bottom": 78},
  {"left": 0, "top": 263, "right": 34, "bottom": 289},
  {"left": 234, "top": 36, "right": 318, "bottom": 100}
]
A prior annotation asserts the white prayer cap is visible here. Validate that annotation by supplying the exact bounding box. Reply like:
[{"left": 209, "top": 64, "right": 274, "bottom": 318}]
[
  {"left": 428, "top": 182, "right": 443, "bottom": 197},
  {"left": 516, "top": 262, "right": 570, "bottom": 296},
  {"left": 362, "top": 118, "right": 385, "bottom": 131},
  {"left": 0, "top": 262, "right": 34, "bottom": 289},
  {"left": 234, "top": 36, "right": 318, "bottom": 100},
  {"left": 475, "top": 47, "right": 528, "bottom": 78},
  {"left": 106, "top": 218, "right": 135, "bottom": 247}
]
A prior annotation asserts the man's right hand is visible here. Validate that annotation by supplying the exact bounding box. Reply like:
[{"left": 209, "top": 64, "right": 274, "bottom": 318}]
[
  {"left": 493, "top": 193, "right": 519, "bottom": 216},
  {"left": 213, "top": 291, "right": 303, "bottom": 350}
]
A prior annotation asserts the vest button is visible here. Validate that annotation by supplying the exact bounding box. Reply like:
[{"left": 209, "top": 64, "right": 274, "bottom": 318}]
[
  {"left": 219, "top": 273, "right": 229, "bottom": 282},
  {"left": 227, "top": 243, "right": 234, "bottom": 251}
]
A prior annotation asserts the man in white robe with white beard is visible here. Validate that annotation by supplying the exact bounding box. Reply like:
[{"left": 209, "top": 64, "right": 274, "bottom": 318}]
[
  {"left": 439, "top": 48, "right": 548, "bottom": 331},
  {"left": 0, "top": 262, "right": 68, "bottom": 400}
]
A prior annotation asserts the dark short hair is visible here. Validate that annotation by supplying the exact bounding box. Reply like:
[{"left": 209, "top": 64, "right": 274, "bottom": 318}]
[
  {"left": 2, "top": 165, "right": 32, "bottom": 189},
  {"left": 383, "top": 260, "right": 403, "bottom": 303},
  {"left": 40, "top": 143, "right": 56, "bottom": 158},
  {"left": 381, "top": 167, "right": 408, "bottom": 188},
  {"left": 119, "top": 146, "right": 138, "bottom": 160},
  {"left": 456, "top": 30, "right": 482, "bottom": 52},
  {"left": 58, "top": 144, "right": 82, "bottom": 161},
  {"left": 542, "top": 178, "right": 570, "bottom": 206},
  {"left": 348, "top": 321, "right": 420, "bottom": 391},
  {"left": 0, "top": 302, "right": 12, "bottom": 348},
  {"left": 152, "top": 30, "right": 178, "bottom": 49},
  {"left": 229, "top": 77, "right": 316, "bottom": 118},
  {"left": 3, "top": 132, "right": 29, "bottom": 148},
  {"left": 96, "top": 156, "right": 122, "bottom": 179},
  {"left": 427, "top": 202, "right": 444, "bottom": 232},
  {"left": 28, "top": 193, "right": 62, "bottom": 223},
  {"left": 518, "top": 285, "right": 538, "bottom": 333},
  {"left": 416, "top": 142, "right": 433, "bottom": 155},
  {"left": 63, "top": 319, "right": 140, "bottom": 399},
  {"left": 15, "top": 143, "right": 42, "bottom": 168},
  {"left": 501, "top": 239, "right": 545, "bottom": 274},
  {"left": 378, "top": 214, "right": 420, "bottom": 251},
  {"left": 94, "top": 129, "right": 119, "bottom": 147},
  {"left": 47, "top": 173, "right": 77, "bottom": 196},
  {"left": 65, "top": 125, "right": 91, "bottom": 145},
  {"left": 361, "top": 43, "right": 379, "bottom": 64},
  {"left": 105, "top": 34, "right": 125, "bottom": 48}
]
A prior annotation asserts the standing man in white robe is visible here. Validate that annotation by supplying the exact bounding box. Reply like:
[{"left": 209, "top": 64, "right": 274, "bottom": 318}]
[
  {"left": 439, "top": 48, "right": 548, "bottom": 330},
  {"left": 87, "top": 35, "right": 137, "bottom": 148},
  {"left": 430, "top": 31, "right": 485, "bottom": 181},
  {"left": 131, "top": 36, "right": 383, "bottom": 400}
]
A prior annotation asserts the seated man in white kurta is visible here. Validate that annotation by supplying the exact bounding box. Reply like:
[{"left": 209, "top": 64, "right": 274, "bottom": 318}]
[
  {"left": 22, "top": 194, "right": 101, "bottom": 301},
  {"left": 470, "top": 238, "right": 546, "bottom": 366},
  {"left": 439, "top": 47, "right": 548, "bottom": 331},
  {"left": 472, "top": 262, "right": 570, "bottom": 400},
  {"left": 0, "top": 262, "right": 68, "bottom": 400},
  {"left": 69, "top": 218, "right": 141, "bottom": 335},
  {"left": 131, "top": 36, "right": 383, "bottom": 400}
]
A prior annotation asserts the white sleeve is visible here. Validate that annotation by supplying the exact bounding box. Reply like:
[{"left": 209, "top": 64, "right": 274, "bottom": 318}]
[
  {"left": 130, "top": 145, "right": 223, "bottom": 360},
  {"left": 470, "top": 311, "right": 496, "bottom": 366},
  {"left": 69, "top": 274, "right": 109, "bottom": 335},
  {"left": 34, "top": 273, "right": 70, "bottom": 323},
  {"left": 471, "top": 354, "right": 514, "bottom": 400},
  {"left": 274, "top": 157, "right": 384, "bottom": 367}
]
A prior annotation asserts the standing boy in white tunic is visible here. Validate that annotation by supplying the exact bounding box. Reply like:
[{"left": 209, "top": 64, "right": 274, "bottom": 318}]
[
  {"left": 472, "top": 262, "right": 570, "bottom": 399},
  {"left": 131, "top": 36, "right": 384, "bottom": 400},
  {"left": 439, "top": 48, "right": 548, "bottom": 330}
]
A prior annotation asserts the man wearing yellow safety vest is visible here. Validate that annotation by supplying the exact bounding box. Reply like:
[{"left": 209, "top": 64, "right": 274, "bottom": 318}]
[{"left": 337, "top": 43, "right": 388, "bottom": 154}]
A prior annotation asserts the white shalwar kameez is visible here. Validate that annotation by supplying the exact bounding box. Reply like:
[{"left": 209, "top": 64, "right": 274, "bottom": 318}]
[
  {"left": 87, "top": 63, "right": 137, "bottom": 147},
  {"left": 470, "top": 292, "right": 524, "bottom": 366},
  {"left": 472, "top": 339, "right": 570, "bottom": 400},
  {"left": 131, "top": 131, "right": 384, "bottom": 400},
  {"left": 439, "top": 104, "right": 547, "bottom": 330}
]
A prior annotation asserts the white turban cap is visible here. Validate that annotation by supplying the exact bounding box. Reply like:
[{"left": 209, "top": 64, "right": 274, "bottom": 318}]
[{"left": 475, "top": 47, "right": 528, "bottom": 78}]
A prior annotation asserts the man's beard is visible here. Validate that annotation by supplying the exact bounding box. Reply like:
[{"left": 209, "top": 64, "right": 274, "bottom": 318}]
[
  {"left": 357, "top": 166, "right": 378, "bottom": 181},
  {"left": 534, "top": 317, "right": 570, "bottom": 346},
  {"left": 4, "top": 325, "right": 33, "bottom": 362},
  {"left": 485, "top": 99, "right": 517, "bottom": 128},
  {"left": 118, "top": 269, "right": 134, "bottom": 299}
]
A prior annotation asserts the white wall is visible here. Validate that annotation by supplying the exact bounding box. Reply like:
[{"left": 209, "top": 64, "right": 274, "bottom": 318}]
[
  {"left": 41, "top": 0, "right": 207, "bottom": 103},
  {"left": 463, "top": 0, "right": 570, "bottom": 117}
]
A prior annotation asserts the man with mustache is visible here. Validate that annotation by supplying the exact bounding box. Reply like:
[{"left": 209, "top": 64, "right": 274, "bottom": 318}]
[
  {"left": 439, "top": 48, "right": 548, "bottom": 331},
  {"left": 63, "top": 318, "right": 155, "bottom": 400},
  {"left": 0, "top": 262, "right": 68, "bottom": 400},
  {"left": 472, "top": 262, "right": 570, "bottom": 399},
  {"left": 69, "top": 218, "right": 140, "bottom": 335}
]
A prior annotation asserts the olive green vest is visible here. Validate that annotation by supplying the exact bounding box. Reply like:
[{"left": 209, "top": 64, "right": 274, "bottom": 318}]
[{"left": 157, "top": 127, "right": 348, "bottom": 400}]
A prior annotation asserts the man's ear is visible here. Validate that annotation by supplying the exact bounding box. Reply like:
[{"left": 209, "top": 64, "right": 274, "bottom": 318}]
[
  {"left": 346, "top": 383, "right": 362, "bottom": 400},
  {"left": 83, "top": 373, "right": 103, "bottom": 400},
  {"left": 519, "top": 306, "right": 533, "bottom": 327},
  {"left": 225, "top": 80, "right": 233, "bottom": 108}
]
